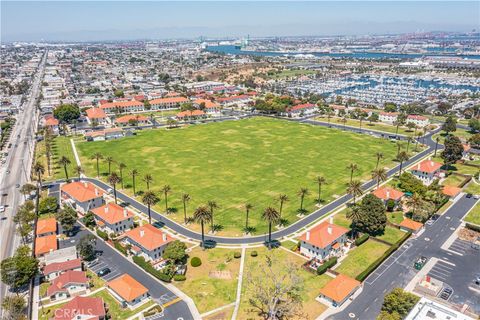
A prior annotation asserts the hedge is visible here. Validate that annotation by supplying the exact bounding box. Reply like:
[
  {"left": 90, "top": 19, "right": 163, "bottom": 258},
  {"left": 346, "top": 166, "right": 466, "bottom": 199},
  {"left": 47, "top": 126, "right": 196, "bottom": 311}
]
[
  {"left": 173, "top": 274, "right": 186, "bottom": 281},
  {"left": 466, "top": 222, "right": 480, "bottom": 233},
  {"left": 133, "top": 256, "right": 172, "bottom": 282},
  {"left": 355, "top": 231, "right": 411, "bottom": 282},
  {"left": 114, "top": 240, "right": 128, "bottom": 256},
  {"left": 96, "top": 229, "right": 109, "bottom": 241},
  {"left": 316, "top": 257, "right": 337, "bottom": 275},
  {"left": 354, "top": 234, "right": 370, "bottom": 247},
  {"left": 191, "top": 257, "right": 202, "bottom": 267}
]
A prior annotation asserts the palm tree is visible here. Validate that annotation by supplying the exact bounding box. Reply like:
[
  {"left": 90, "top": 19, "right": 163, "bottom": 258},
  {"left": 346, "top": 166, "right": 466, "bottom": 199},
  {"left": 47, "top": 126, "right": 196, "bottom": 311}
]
[
  {"left": 346, "top": 205, "right": 362, "bottom": 238},
  {"left": 262, "top": 207, "right": 280, "bottom": 249},
  {"left": 194, "top": 205, "right": 212, "bottom": 249},
  {"left": 315, "top": 176, "right": 326, "bottom": 204},
  {"left": 207, "top": 200, "right": 219, "bottom": 231},
  {"left": 406, "top": 137, "right": 414, "bottom": 153},
  {"left": 347, "top": 180, "right": 363, "bottom": 204},
  {"left": 375, "top": 152, "right": 384, "bottom": 169},
  {"left": 297, "top": 187, "right": 309, "bottom": 212},
  {"left": 397, "top": 151, "right": 409, "bottom": 176},
  {"left": 59, "top": 156, "right": 71, "bottom": 180},
  {"left": 278, "top": 194, "right": 288, "bottom": 217},
  {"left": 105, "top": 156, "right": 114, "bottom": 175},
  {"left": 142, "top": 191, "right": 160, "bottom": 224},
  {"left": 347, "top": 163, "right": 358, "bottom": 182},
  {"left": 341, "top": 117, "right": 347, "bottom": 130},
  {"left": 407, "top": 193, "right": 423, "bottom": 216},
  {"left": 143, "top": 174, "right": 153, "bottom": 190},
  {"left": 245, "top": 203, "right": 253, "bottom": 231},
  {"left": 91, "top": 152, "right": 103, "bottom": 177},
  {"left": 108, "top": 172, "right": 122, "bottom": 204},
  {"left": 75, "top": 165, "right": 83, "bottom": 180},
  {"left": 181, "top": 193, "right": 191, "bottom": 224},
  {"left": 33, "top": 162, "right": 45, "bottom": 187},
  {"left": 118, "top": 163, "right": 127, "bottom": 188},
  {"left": 372, "top": 168, "right": 387, "bottom": 189},
  {"left": 396, "top": 141, "right": 403, "bottom": 158},
  {"left": 161, "top": 185, "right": 172, "bottom": 213},
  {"left": 130, "top": 169, "right": 139, "bottom": 195}
]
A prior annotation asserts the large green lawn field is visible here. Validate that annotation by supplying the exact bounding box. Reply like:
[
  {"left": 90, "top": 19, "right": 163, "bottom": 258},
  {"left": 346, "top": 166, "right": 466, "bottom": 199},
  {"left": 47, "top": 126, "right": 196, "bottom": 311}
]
[{"left": 75, "top": 117, "right": 398, "bottom": 235}]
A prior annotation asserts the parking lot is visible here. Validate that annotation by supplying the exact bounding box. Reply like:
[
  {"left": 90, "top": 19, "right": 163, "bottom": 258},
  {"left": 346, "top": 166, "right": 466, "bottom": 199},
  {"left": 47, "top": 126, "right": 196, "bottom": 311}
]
[
  {"left": 86, "top": 258, "right": 123, "bottom": 282},
  {"left": 428, "top": 260, "right": 455, "bottom": 284},
  {"left": 447, "top": 238, "right": 471, "bottom": 256}
]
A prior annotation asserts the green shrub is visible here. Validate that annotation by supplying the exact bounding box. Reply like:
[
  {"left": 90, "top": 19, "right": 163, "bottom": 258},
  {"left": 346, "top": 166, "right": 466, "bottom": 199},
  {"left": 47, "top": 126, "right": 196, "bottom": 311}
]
[
  {"left": 96, "top": 229, "right": 109, "bottom": 241},
  {"left": 234, "top": 251, "right": 241, "bottom": 259},
  {"left": 316, "top": 264, "right": 328, "bottom": 275},
  {"left": 386, "top": 199, "right": 396, "bottom": 212},
  {"left": 113, "top": 240, "right": 127, "bottom": 256},
  {"left": 133, "top": 256, "right": 172, "bottom": 282},
  {"left": 316, "top": 257, "right": 337, "bottom": 275},
  {"left": 354, "top": 234, "right": 370, "bottom": 247},
  {"left": 191, "top": 257, "right": 202, "bottom": 267},
  {"left": 173, "top": 274, "right": 186, "bottom": 281},
  {"left": 466, "top": 222, "right": 480, "bottom": 232},
  {"left": 327, "top": 257, "right": 337, "bottom": 268},
  {"left": 250, "top": 250, "right": 258, "bottom": 257}
]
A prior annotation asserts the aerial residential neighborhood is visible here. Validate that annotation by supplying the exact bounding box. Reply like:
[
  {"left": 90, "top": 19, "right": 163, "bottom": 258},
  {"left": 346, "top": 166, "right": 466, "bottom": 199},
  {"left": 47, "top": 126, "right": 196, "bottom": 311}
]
[{"left": 1, "top": 1, "right": 479, "bottom": 320}]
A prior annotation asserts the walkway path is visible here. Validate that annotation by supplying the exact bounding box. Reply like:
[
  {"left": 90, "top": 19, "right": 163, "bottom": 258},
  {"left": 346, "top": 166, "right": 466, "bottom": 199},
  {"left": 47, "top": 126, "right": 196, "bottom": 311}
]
[{"left": 231, "top": 246, "right": 247, "bottom": 320}]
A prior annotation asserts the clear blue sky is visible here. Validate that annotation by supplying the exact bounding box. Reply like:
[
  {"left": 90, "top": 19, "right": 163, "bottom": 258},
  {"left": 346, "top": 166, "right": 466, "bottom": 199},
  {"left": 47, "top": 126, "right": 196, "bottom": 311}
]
[{"left": 1, "top": 1, "right": 479, "bottom": 42}]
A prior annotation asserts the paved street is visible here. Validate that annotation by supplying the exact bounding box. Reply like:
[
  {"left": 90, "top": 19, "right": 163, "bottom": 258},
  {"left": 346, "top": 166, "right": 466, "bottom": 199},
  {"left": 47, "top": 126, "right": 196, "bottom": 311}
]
[
  {"left": 60, "top": 227, "right": 195, "bottom": 320},
  {"left": 0, "top": 52, "right": 46, "bottom": 312},
  {"left": 327, "top": 194, "right": 480, "bottom": 320}
]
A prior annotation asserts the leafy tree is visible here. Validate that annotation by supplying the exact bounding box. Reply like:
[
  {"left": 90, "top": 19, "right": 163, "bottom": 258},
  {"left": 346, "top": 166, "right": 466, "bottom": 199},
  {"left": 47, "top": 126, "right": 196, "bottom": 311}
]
[
  {"left": 83, "top": 211, "right": 96, "bottom": 229},
  {"left": 163, "top": 240, "right": 187, "bottom": 263},
  {"left": 114, "top": 89, "right": 124, "bottom": 97},
  {"left": 383, "top": 103, "right": 397, "bottom": 113},
  {"left": 437, "top": 101, "right": 452, "bottom": 115},
  {"left": 38, "top": 196, "right": 58, "bottom": 215},
  {"left": 142, "top": 191, "right": 160, "bottom": 224},
  {"left": 468, "top": 118, "right": 480, "bottom": 133},
  {"left": 54, "top": 104, "right": 80, "bottom": 124},
  {"left": 468, "top": 133, "right": 480, "bottom": 149},
  {"left": 441, "top": 116, "right": 457, "bottom": 134},
  {"left": 351, "top": 194, "right": 387, "bottom": 236},
  {"left": 441, "top": 135, "right": 463, "bottom": 169},
  {"left": 19, "top": 183, "right": 36, "bottom": 200},
  {"left": 76, "top": 234, "right": 96, "bottom": 261},
  {"left": 0, "top": 246, "right": 38, "bottom": 291},
  {"left": 194, "top": 205, "right": 212, "bottom": 249},
  {"left": 1, "top": 295, "right": 26, "bottom": 320},
  {"left": 398, "top": 172, "right": 427, "bottom": 196},
  {"left": 55, "top": 206, "right": 77, "bottom": 235},
  {"left": 380, "top": 288, "right": 419, "bottom": 318}
]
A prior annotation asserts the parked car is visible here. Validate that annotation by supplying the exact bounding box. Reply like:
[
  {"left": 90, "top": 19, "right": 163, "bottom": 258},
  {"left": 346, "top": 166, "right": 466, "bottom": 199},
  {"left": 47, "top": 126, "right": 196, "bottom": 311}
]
[
  {"left": 0, "top": 205, "right": 5, "bottom": 213},
  {"left": 96, "top": 267, "right": 111, "bottom": 277},
  {"left": 440, "top": 287, "right": 453, "bottom": 300},
  {"left": 474, "top": 276, "right": 480, "bottom": 286},
  {"left": 466, "top": 193, "right": 473, "bottom": 198},
  {"left": 414, "top": 256, "right": 427, "bottom": 270}
]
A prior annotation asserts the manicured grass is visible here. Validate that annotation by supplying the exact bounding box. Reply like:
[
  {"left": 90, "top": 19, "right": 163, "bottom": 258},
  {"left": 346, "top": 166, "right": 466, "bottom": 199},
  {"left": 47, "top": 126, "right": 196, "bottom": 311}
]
[
  {"left": 333, "top": 208, "right": 351, "bottom": 229},
  {"left": 75, "top": 117, "right": 398, "bottom": 235},
  {"left": 39, "top": 282, "right": 49, "bottom": 298},
  {"left": 464, "top": 180, "right": 480, "bottom": 195},
  {"left": 174, "top": 247, "right": 240, "bottom": 314},
  {"left": 375, "top": 225, "right": 407, "bottom": 244},
  {"left": 433, "top": 129, "right": 473, "bottom": 144},
  {"left": 86, "top": 269, "right": 106, "bottom": 289},
  {"left": 387, "top": 211, "right": 404, "bottom": 225},
  {"left": 334, "top": 239, "right": 390, "bottom": 278},
  {"left": 39, "top": 302, "right": 67, "bottom": 320},
  {"left": 465, "top": 202, "right": 480, "bottom": 225},
  {"left": 35, "top": 136, "right": 80, "bottom": 181},
  {"left": 239, "top": 246, "right": 331, "bottom": 320},
  {"left": 442, "top": 173, "right": 467, "bottom": 187},
  {"left": 92, "top": 289, "right": 155, "bottom": 320},
  {"left": 314, "top": 117, "right": 417, "bottom": 137}
]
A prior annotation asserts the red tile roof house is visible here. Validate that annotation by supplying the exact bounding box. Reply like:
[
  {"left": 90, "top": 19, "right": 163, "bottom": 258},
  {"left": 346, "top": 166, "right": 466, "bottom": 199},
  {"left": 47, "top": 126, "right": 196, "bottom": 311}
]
[
  {"left": 149, "top": 97, "right": 189, "bottom": 111},
  {"left": 373, "top": 186, "right": 405, "bottom": 209},
  {"left": 285, "top": 103, "right": 317, "bottom": 118},
  {"left": 298, "top": 218, "right": 350, "bottom": 263},
  {"left": 43, "top": 116, "right": 60, "bottom": 135},
  {"left": 318, "top": 274, "right": 361, "bottom": 307},
  {"left": 43, "top": 258, "right": 82, "bottom": 281},
  {"left": 176, "top": 110, "right": 206, "bottom": 121},
  {"left": 329, "top": 104, "right": 347, "bottom": 116},
  {"left": 115, "top": 114, "right": 149, "bottom": 127},
  {"left": 379, "top": 112, "right": 399, "bottom": 124},
  {"left": 99, "top": 100, "right": 144, "bottom": 115},
  {"left": 216, "top": 95, "right": 251, "bottom": 107},
  {"left": 410, "top": 159, "right": 443, "bottom": 186},
  {"left": 61, "top": 181, "right": 105, "bottom": 215},
  {"left": 85, "top": 107, "right": 108, "bottom": 125},
  {"left": 54, "top": 296, "right": 106, "bottom": 320},
  {"left": 193, "top": 99, "right": 221, "bottom": 114},
  {"left": 107, "top": 274, "right": 149, "bottom": 309},
  {"left": 36, "top": 217, "right": 57, "bottom": 237},
  {"left": 406, "top": 114, "right": 429, "bottom": 127},
  {"left": 399, "top": 218, "right": 424, "bottom": 234},
  {"left": 47, "top": 270, "right": 89, "bottom": 301},
  {"left": 121, "top": 224, "right": 172, "bottom": 262},
  {"left": 35, "top": 234, "right": 58, "bottom": 257},
  {"left": 91, "top": 202, "right": 135, "bottom": 234}
]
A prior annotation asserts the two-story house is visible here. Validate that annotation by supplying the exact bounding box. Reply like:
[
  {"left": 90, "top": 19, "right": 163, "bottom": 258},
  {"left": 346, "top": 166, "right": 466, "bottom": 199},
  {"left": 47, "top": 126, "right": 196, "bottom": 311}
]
[
  {"left": 122, "top": 224, "right": 172, "bottom": 261},
  {"left": 91, "top": 202, "right": 135, "bottom": 234},
  {"left": 36, "top": 217, "right": 57, "bottom": 237},
  {"left": 372, "top": 186, "right": 404, "bottom": 209},
  {"left": 410, "top": 159, "right": 443, "bottom": 186},
  {"left": 61, "top": 181, "right": 105, "bottom": 214},
  {"left": 379, "top": 112, "right": 399, "bottom": 124}
]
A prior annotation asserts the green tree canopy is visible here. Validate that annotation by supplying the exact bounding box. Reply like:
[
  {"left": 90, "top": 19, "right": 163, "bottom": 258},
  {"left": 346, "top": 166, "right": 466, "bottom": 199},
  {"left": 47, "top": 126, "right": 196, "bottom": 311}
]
[
  {"left": 380, "top": 288, "right": 419, "bottom": 319},
  {"left": 162, "top": 240, "right": 187, "bottom": 263},
  {"left": 468, "top": 118, "right": 480, "bottom": 133},
  {"left": 53, "top": 104, "right": 80, "bottom": 124},
  {"left": 38, "top": 196, "right": 59, "bottom": 215},
  {"left": 76, "top": 234, "right": 96, "bottom": 261},
  {"left": 0, "top": 246, "right": 38, "bottom": 291},
  {"left": 441, "top": 116, "right": 457, "bottom": 134},
  {"left": 55, "top": 206, "right": 77, "bottom": 235},
  {"left": 351, "top": 194, "right": 387, "bottom": 236},
  {"left": 441, "top": 135, "right": 463, "bottom": 168}
]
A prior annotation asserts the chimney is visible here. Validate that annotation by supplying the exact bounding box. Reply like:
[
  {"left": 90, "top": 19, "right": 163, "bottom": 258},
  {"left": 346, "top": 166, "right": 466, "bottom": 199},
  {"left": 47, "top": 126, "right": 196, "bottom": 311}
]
[
  {"left": 329, "top": 216, "right": 333, "bottom": 225},
  {"left": 306, "top": 231, "right": 310, "bottom": 241},
  {"left": 104, "top": 206, "right": 109, "bottom": 213},
  {"left": 140, "top": 229, "right": 145, "bottom": 237},
  {"left": 123, "top": 208, "right": 128, "bottom": 217},
  {"left": 430, "top": 160, "right": 434, "bottom": 166},
  {"left": 327, "top": 226, "right": 332, "bottom": 235},
  {"left": 95, "top": 188, "right": 99, "bottom": 196},
  {"left": 162, "top": 233, "right": 167, "bottom": 242},
  {"left": 386, "top": 190, "right": 390, "bottom": 199},
  {"left": 83, "top": 182, "right": 88, "bottom": 188}
]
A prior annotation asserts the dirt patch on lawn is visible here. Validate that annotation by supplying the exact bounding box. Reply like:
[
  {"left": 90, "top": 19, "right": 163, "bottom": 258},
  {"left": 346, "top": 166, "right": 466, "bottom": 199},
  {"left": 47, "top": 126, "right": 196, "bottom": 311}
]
[{"left": 209, "top": 270, "right": 233, "bottom": 279}]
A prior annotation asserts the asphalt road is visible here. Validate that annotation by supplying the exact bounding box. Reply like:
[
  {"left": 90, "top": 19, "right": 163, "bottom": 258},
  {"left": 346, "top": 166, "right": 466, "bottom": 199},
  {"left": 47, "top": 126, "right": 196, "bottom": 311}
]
[
  {"left": 0, "top": 52, "right": 46, "bottom": 311},
  {"left": 77, "top": 120, "right": 441, "bottom": 245},
  {"left": 59, "top": 227, "right": 194, "bottom": 320},
  {"left": 327, "top": 194, "right": 479, "bottom": 320}
]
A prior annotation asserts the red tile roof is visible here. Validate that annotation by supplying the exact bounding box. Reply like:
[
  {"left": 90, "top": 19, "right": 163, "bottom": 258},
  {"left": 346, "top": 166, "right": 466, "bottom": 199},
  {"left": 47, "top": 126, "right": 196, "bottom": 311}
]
[
  {"left": 107, "top": 274, "right": 148, "bottom": 302},
  {"left": 442, "top": 185, "right": 462, "bottom": 197},
  {"left": 380, "top": 112, "right": 399, "bottom": 116},
  {"left": 55, "top": 296, "right": 105, "bottom": 320},
  {"left": 62, "top": 181, "right": 104, "bottom": 202},
  {"left": 149, "top": 97, "right": 188, "bottom": 105},
  {"left": 123, "top": 224, "right": 172, "bottom": 251},
  {"left": 36, "top": 217, "right": 57, "bottom": 235},
  {"left": 115, "top": 114, "right": 148, "bottom": 124},
  {"left": 47, "top": 270, "right": 88, "bottom": 296},
  {"left": 35, "top": 235, "right": 58, "bottom": 256},
  {"left": 176, "top": 110, "right": 205, "bottom": 118},
  {"left": 319, "top": 274, "right": 361, "bottom": 303},
  {"left": 407, "top": 115, "right": 428, "bottom": 121},
  {"left": 100, "top": 100, "right": 143, "bottom": 109},
  {"left": 86, "top": 108, "right": 107, "bottom": 119},
  {"left": 298, "top": 221, "right": 349, "bottom": 249},
  {"left": 399, "top": 218, "right": 423, "bottom": 231},
  {"left": 43, "top": 258, "right": 82, "bottom": 276},
  {"left": 373, "top": 187, "right": 404, "bottom": 201},
  {"left": 193, "top": 99, "right": 219, "bottom": 109},
  {"left": 45, "top": 117, "right": 59, "bottom": 126},
  {"left": 91, "top": 202, "right": 134, "bottom": 225},
  {"left": 411, "top": 159, "right": 442, "bottom": 174},
  {"left": 287, "top": 103, "right": 316, "bottom": 112}
]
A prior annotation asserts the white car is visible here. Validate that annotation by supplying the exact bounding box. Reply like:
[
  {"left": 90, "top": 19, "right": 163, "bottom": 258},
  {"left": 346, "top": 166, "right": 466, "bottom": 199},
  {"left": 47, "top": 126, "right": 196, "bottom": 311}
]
[
  {"left": 107, "top": 188, "right": 113, "bottom": 194},
  {"left": 0, "top": 205, "right": 5, "bottom": 213}
]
